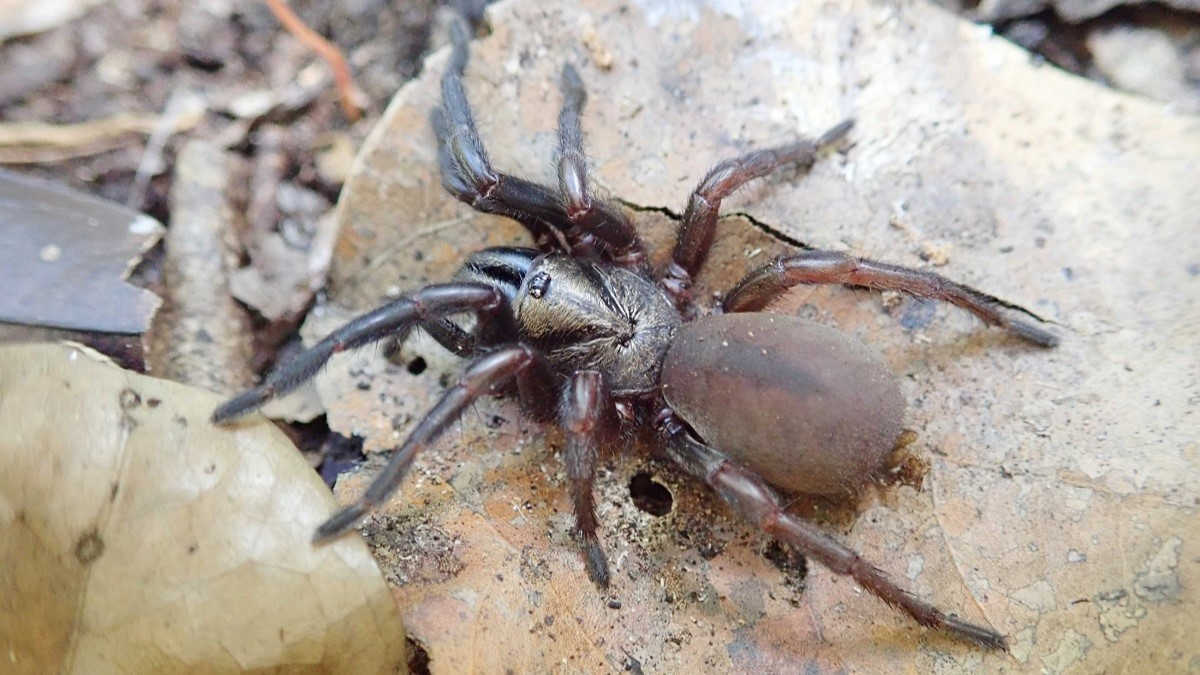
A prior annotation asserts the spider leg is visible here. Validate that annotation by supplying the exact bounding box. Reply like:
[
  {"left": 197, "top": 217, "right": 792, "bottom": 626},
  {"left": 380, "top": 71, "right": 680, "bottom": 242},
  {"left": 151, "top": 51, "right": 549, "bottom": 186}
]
[
  {"left": 562, "top": 370, "right": 614, "bottom": 587},
  {"left": 433, "top": 20, "right": 571, "bottom": 253},
  {"left": 211, "top": 282, "right": 509, "bottom": 423},
  {"left": 433, "top": 108, "right": 567, "bottom": 252},
  {"left": 387, "top": 246, "right": 540, "bottom": 361},
  {"left": 662, "top": 120, "right": 854, "bottom": 308},
  {"left": 556, "top": 65, "right": 646, "bottom": 268},
  {"left": 515, "top": 348, "right": 559, "bottom": 423},
  {"left": 658, "top": 414, "right": 1007, "bottom": 650},
  {"left": 419, "top": 318, "right": 478, "bottom": 356},
  {"left": 380, "top": 318, "right": 477, "bottom": 375},
  {"left": 314, "top": 344, "right": 541, "bottom": 542},
  {"left": 721, "top": 250, "right": 1058, "bottom": 346}
]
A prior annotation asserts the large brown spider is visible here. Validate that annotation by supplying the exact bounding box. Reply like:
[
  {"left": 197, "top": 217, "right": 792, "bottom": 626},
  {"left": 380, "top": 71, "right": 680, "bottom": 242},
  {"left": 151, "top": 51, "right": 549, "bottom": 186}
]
[{"left": 213, "top": 20, "right": 1057, "bottom": 649}]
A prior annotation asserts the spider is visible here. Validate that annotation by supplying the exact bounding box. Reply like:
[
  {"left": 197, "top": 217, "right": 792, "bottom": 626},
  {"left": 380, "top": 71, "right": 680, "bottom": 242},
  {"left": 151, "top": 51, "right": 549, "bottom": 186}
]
[{"left": 213, "top": 21, "right": 1057, "bottom": 650}]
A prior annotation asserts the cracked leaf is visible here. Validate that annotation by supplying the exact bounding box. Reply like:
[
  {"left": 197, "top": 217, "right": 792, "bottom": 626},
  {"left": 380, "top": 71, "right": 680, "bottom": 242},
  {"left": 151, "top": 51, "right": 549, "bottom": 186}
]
[{"left": 304, "top": 0, "right": 1198, "bottom": 671}]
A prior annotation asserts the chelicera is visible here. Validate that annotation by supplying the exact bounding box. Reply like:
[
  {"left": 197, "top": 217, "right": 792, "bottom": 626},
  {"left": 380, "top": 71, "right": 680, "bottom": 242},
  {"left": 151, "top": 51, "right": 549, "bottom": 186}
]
[{"left": 213, "top": 21, "right": 1057, "bottom": 650}]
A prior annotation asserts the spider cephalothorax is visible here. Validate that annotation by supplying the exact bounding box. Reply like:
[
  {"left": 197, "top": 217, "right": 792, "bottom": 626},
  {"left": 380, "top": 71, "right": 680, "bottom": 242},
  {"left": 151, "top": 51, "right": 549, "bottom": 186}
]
[{"left": 214, "top": 20, "right": 1056, "bottom": 650}]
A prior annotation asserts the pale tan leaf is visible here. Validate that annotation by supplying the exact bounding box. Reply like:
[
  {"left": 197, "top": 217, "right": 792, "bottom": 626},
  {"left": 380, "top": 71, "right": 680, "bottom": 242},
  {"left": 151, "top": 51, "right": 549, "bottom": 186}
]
[{"left": 0, "top": 342, "right": 406, "bottom": 674}]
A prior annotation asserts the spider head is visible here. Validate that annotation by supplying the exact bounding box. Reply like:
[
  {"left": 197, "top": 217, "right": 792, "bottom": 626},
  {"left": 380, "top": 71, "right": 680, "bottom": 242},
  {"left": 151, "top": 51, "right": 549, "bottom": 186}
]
[{"left": 514, "top": 254, "right": 680, "bottom": 395}]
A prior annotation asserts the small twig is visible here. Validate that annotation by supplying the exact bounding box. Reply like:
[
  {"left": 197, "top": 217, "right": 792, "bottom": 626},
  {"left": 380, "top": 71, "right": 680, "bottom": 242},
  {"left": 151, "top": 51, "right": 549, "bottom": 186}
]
[
  {"left": 263, "top": 0, "right": 365, "bottom": 121},
  {"left": 0, "top": 138, "right": 133, "bottom": 164},
  {"left": 0, "top": 109, "right": 203, "bottom": 164},
  {"left": 0, "top": 114, "right": 161, "bottom": 146}
]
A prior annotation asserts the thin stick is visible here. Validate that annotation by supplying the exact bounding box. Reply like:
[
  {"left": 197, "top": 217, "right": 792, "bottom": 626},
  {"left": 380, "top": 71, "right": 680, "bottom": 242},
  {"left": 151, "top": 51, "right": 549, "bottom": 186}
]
[{"left": 263, "top": 0, "right": 365, "bottom": 121}]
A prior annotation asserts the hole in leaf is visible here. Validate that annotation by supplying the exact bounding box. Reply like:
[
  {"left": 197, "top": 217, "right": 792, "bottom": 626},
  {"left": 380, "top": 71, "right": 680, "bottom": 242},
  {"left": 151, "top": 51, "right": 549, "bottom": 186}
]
[{"left": 629, "top": 472, "right": 672, "bottom": 516}]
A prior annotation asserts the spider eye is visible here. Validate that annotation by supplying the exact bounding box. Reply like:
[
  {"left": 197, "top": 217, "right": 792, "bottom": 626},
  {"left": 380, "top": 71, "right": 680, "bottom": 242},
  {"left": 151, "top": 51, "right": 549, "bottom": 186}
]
[{"left": 528, "top": 271, "right": 551, "bottom": 299}]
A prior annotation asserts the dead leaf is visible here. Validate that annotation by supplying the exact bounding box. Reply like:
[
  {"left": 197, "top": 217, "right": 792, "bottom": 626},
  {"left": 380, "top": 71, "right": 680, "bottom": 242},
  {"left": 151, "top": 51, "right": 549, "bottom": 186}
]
[
  {"left": 145, "top": 139, "right": 254, "bottom": 394},
  {"left": 1088, "top": 24, "right": 1200, "bottom": 112},
  {"left": 230, "top": 200, "right": 337, "bottom": 324},
  {"left": 301, "top": 0, "right": 1198, "bottom": 672},
  {"left": 0, "top": 168, "right": 162, "bottom": 333},
  {"left": 0, "top": 342, "right": 406, "bottom": 673}
]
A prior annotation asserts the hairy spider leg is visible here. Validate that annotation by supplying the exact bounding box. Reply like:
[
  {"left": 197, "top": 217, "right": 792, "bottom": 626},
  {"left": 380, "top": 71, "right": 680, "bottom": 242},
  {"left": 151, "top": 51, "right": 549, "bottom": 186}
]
[
  {"left": 661, "top": 119, "right": 855, "bottom": 309},
  {"left": 556, "top": 64, "right": 646, "bottom": 268},
  {"left": 210, "top": 282, "right": 507, "bottom": 423},
  {"left": 562, "top": 370, "right": 616, "bottom": 587},
  {"left": 432, "top": 20, "right": 570, "bottom": 252},
  {"left": 314, "top": 344, "right": 542, "bottom": 542},
  {"left": 386, "top": 247, "right": 539, "bottom": 360},
  {"left": 434, "top": 20, "right": 647, "bottom": 266},
  {"left": 722, "top": 250, "right": 1059, "bottom": 346},
  {"left": 508, "top": 347, "right": 557, "bottom": 425},
  {"left": 658, "top": 414, "right": 1008, "bottom": 650},
  {"left": 414, "top": 318, "right": 479, "bottom": 357}
]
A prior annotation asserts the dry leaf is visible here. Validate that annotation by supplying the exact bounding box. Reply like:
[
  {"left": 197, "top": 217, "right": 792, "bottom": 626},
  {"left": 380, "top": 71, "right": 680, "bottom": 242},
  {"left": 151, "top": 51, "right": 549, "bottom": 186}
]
[
  {"left": 145, "top": 140, "right": 254, "bottom": 394},
  {"left": 298, "top": 0, "right": 1198, "bottom": 671},
  {"left": 0, "top": 169, "right": 162, "bottom": 334},
  {"left": 0, "top": 342, "right": 405, "bottom": 673}
]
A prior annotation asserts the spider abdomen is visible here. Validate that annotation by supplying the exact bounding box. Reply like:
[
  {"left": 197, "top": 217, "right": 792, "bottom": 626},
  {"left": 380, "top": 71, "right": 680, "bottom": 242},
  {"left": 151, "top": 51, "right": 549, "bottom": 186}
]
[{"left": 660, "top": 313, "right": 904, "bottom": 495}]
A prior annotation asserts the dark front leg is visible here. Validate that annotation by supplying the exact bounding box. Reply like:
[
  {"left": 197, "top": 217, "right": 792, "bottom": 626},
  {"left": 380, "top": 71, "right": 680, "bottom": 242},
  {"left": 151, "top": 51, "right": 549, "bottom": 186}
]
[
  {"left": 556, "top": 65, "right": 646, "bottom": 268},
  {"left": 433, "top": 20, "right": 568, "bottom": 252},
  {"left": 662, "top": 120, "right": 854, "bottom": 307},
  {"left": 721, "top": 250, "right": 1058, "bottom": 346},
  {"left": 515, "top": 348, "right": 558, "bottom": 423},
  {"left": 657, "top": 414, "right": 1007, "bottom": 650},
  {"left": 314, "top": 345, "right": 541, "bottom": 542},
  {"left": 211, "top": 283, "right": 507, "bottom": 423},
  {"left": 562, "top": 370, "right": 614, "bottom": 587},
  {"left": 418, "top": 318, "right": 478, "bottom": 357}
]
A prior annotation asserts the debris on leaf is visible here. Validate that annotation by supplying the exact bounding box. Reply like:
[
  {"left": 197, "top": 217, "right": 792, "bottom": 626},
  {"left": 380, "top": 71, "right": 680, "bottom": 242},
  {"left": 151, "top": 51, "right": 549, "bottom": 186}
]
[{"left": 316, "top": 1, "right": 1200, "bottom": 671}]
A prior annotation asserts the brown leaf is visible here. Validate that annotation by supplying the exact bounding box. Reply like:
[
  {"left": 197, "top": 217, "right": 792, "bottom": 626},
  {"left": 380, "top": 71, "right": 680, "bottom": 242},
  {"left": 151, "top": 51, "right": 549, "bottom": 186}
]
[
  {"left": 305, "top": 0, "right": 1198, "bottom": 672},
  {"left": 0, "top": 343, "right": 406, "bottom": 673},
  {"left": 145, "top": 140, "right": 254, "bottom": 394}
]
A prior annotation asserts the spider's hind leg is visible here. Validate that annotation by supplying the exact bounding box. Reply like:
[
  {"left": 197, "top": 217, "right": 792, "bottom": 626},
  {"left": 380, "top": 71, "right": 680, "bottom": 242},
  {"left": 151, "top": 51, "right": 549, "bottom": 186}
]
[
  {"left": 721, "top": 250, "right": 1058, "bottom": 346},
  {"left": 658, "top": 414, "right": 1008, "bottom": 650},
  {"left": 662, "top": 120, "right": 854, "bottom": 308}
]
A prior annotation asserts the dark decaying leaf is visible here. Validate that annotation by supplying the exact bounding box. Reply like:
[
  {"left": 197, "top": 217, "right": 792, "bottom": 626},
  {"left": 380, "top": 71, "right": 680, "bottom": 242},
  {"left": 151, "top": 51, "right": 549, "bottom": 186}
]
[{"left": 0, "top": 169, "right": 162, "bottom": 333}]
